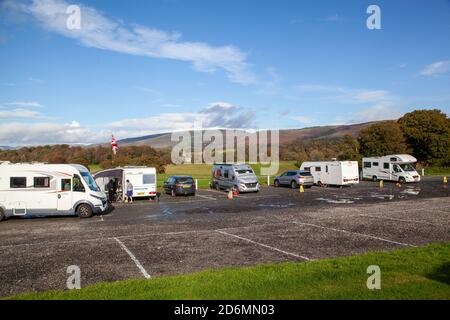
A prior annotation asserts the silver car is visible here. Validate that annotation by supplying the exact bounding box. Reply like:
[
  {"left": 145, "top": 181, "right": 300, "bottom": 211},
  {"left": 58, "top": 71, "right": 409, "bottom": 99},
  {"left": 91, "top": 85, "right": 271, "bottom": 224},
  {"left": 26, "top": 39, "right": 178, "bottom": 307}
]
[{"left": 274, "top": 170, "right": 314, "bottom": 189}]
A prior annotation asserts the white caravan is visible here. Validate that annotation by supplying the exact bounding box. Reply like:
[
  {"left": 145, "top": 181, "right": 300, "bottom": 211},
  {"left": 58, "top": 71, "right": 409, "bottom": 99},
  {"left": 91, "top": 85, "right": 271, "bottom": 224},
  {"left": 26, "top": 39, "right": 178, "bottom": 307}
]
[
  {"left": 0, "top": 161, "right": 107, "bottom": 221},
  {"left": 362, "top": 154, "right": 420, "bottom": 183},
  {"left": 300, "top": 161, "right": 360, "bottom": 186},
  {"left": 94, "top": 166, "right": 157, "bottom": 199}
]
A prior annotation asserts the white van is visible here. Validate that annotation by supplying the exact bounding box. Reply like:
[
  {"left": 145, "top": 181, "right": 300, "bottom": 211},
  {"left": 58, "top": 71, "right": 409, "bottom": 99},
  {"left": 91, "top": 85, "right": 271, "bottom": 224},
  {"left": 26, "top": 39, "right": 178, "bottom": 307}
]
[
  {"left": 0, "top": 161, "right": 107, "bottom": 221},
  {"left": 362, "top": 154, "right": 420, "bottom": 183},
  {"left": 211, "top": 163, "right": 260, "bottom": 193},
  {"left": 300, "top": 161, "right": 359, "bottom": 186},
  {"left": 94, "top": 166, "right": 157, "bottom": 199}
]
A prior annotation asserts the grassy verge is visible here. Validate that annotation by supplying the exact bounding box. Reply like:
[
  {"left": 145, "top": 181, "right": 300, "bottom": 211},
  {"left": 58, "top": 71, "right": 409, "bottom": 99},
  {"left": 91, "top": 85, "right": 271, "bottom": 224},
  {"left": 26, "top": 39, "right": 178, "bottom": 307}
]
[
  {"left": 8, "top": 243, "right": 450, "bottom": 300},
  {"left": 424, "top": 167, "right": 450, "bottom": 176}
]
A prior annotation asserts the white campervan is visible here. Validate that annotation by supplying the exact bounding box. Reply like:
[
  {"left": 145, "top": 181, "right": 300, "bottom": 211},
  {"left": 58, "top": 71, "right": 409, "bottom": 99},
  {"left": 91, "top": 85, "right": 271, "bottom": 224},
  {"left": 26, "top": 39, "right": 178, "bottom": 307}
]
[
  {"left": 362, "top": 154, "right": 421, "bottom": 183},
  {"left": 94, "top": 166, "right": 157, "bottom": 200},
  {"left": 300, "top": 161, "right": 360, "bottom": 186},
  {"left": 0, "top": 161, "right": 107, "bottom": 221}
]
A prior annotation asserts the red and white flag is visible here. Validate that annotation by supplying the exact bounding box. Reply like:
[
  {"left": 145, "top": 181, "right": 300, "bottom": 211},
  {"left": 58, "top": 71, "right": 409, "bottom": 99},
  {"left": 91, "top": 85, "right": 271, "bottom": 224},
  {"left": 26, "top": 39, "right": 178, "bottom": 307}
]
[{"left": 111, "top": 135, "right": 119, "bottom": 155}]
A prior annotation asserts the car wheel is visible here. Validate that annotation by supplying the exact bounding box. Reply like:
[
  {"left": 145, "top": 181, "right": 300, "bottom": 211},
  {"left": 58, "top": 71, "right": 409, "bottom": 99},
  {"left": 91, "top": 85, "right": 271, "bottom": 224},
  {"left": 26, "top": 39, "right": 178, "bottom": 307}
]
[
  {"left": 317, "top": 181, "right": 324, "bottom": 187},
  {"left": 0, "top": 208, "right": 5, "bottom": 222},
  {"left": 291, "top": 180, "right": 298, "bottom": 189},
  {"left": 274, "top": 180, "right": 280, "bottom": 187},
  {"left": 215, "top": 183, "right": 221, "bottom": 191},
  {"left": 171, "top": 189, "right": 176, "bottom": 197},
  {"left": 372, "top": 176, "right": 378, "bottom": 182},
  {"left": 399, "top": 177, "right": 406, "bottom": 184},
  {"left": 77, "top": 204, "right": 93, "bottom": 219}
]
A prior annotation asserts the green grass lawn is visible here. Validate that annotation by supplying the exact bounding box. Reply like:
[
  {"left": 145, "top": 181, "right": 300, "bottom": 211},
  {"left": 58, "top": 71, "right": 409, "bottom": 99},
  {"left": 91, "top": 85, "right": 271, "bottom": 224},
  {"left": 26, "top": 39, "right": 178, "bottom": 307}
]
[
  {"left": 424, "top": 167, "right": 450, "bottom": 176},
  {"left": 8, "top": 243, "right": 450, "bottom": 300}
]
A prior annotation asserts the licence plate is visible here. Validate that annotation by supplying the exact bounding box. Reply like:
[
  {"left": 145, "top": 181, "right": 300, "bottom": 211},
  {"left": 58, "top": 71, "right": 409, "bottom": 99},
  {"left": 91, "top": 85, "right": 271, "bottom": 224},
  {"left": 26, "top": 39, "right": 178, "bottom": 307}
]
[
  {"left": 137, "top": 192, "right": 145, "bottom": 195},
  {"left": 183, "top": 185, "right": 191, "bottom": 188}
]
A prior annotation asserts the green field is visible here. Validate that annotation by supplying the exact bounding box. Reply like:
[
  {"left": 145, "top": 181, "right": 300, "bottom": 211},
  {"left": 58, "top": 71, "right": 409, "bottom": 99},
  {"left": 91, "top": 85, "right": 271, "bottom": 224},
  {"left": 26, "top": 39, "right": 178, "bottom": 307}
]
[
  {"left": 8, "top": 243, "right": 449, "bottom": 300},
  {"left": 159, "top": 161, "right": 299, "bottom": 189},
  {"left": 423, "top": 167, "right": 450, "bottom": 176}
]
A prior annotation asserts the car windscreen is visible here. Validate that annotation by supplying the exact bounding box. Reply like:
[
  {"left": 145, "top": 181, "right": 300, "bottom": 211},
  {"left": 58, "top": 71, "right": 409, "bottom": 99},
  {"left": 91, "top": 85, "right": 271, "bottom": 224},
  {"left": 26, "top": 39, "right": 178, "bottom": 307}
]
[
  {"left": 81, "top": 172, "right": 101, "bottom": 191},
  {"left": 176, "top": 177, "right": 194, "bottom": 184}
]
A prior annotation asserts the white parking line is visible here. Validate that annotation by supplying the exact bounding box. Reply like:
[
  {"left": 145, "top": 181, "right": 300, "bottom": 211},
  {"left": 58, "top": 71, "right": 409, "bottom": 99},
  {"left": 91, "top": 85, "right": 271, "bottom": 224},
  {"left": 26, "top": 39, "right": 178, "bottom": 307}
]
[
  {"left": 216, "top": 230, "right": 311, "bottom": 261},
  {"left": 114, "top": 237, "right": 151, "bottom": 279},
  {"left": 358, "top": 214, "right": 445, "bottom": 226},
  {"left": 196, "top": 194, "right": 216, "bottom": 200},
  {"left": 292, "top": 221, "right": 416, "bottom": 247}
]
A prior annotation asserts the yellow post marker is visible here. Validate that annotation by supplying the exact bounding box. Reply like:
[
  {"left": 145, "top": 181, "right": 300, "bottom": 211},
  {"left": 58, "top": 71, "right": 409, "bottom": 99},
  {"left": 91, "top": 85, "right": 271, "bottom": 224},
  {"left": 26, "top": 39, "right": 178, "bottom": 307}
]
[
  {"left": 396, "top": 182, "right": 401, "bottom": 188},
  {"left": 379, "top": 180, "right": 383, "bottom": 189},
  {"left": 444, "top": 176, "right": 448, "bottom": 184},
  {"left": 300, "top": 185, "right": 305, "bottom": 193}
]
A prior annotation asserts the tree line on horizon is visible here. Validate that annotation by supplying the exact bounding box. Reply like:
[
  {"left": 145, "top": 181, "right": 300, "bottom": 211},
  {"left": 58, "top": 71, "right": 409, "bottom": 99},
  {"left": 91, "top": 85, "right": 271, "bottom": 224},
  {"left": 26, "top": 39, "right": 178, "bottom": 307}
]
[
  {"left": 0, "top": 109, "right": 448, "bottom": 171},
  {"left": 281, "top": 109, "right": 450, "bottom": 168}
]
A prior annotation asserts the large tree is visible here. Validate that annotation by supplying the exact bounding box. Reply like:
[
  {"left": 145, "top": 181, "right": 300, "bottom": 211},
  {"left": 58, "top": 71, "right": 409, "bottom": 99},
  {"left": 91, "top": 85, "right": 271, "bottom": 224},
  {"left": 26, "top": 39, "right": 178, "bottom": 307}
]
[
  {"left": 358, "top": 121, "right": 409, "bottom": 157},
  {"left": 398, "top": 109, "right": 450, "bottom": 165}
]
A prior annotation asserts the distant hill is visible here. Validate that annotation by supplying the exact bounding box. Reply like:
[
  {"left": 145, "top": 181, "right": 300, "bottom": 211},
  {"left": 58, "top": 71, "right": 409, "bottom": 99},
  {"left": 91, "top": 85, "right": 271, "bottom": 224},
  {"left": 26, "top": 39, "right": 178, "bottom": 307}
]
[
  {"left": 110, "top": 121, "right": 378, "bottom": 149},
  {"left": 0, "top": 146, "right": 14, "bottom": 150}
]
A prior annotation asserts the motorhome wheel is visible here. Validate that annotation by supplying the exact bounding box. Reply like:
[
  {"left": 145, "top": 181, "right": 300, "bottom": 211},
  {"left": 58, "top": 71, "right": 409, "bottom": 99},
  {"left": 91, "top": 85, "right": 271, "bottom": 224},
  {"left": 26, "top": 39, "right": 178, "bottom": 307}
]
[
  {"left": 399, "top": 177, "right": 406, "bottom": 184},
  {"left": 0, "top": 208, "right": 5, "bottom": 222},
  {"left": 77, "top": 204, "right": 93, "bottom": 218},
  {"left": 372, "top": 176, "right": 378, "bottom": 182}
]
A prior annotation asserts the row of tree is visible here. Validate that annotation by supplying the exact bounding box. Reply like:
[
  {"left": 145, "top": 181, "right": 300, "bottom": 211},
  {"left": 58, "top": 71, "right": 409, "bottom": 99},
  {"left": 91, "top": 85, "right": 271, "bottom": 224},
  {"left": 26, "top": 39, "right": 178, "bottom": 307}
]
[
  {"left": 281, "top": 109, "right": 450, "bottom": 167},
  {"left": 0, "top": 145, "right": 171, "bottom": 173}
]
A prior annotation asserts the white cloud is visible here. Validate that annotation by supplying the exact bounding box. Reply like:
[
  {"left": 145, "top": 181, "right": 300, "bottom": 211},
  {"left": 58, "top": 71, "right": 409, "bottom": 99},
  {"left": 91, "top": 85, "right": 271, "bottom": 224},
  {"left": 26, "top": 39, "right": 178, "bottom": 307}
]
[
  {"left": 109, "top": 101, "right": 255, "bottom": 133},
  {"left": 0, "top": 108, "right": 42, "bottom": 119},
  {"left": 420, "top": 60, "right": 450, "bottom": 76},
  {"left": 6, "top": 101, "right": 43, "bottom": 108},
  {"left": 288, "top": 115, "right": 316, "bottom": 125},
  {"left": 0, "top": 121, "right": 107, "bottom": 145},
  {"left": 7, "top": 0, "right": 256, "bottom": 85},
  {"left": 351, "top": 102, "right": 403, "bottom": 122}
]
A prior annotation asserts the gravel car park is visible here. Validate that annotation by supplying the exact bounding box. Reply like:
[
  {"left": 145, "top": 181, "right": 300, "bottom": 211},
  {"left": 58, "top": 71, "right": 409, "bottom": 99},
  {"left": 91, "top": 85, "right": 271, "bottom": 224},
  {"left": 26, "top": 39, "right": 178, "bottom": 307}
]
[{"left": 0, "top": 177, "right": 448, "bottom": 296}]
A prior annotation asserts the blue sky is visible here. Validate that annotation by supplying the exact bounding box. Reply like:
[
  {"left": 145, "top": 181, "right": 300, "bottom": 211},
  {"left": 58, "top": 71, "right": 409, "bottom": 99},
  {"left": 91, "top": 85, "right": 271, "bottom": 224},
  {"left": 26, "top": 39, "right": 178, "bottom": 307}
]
[{"left": 0, "top": 0, "right": 449, "bottom": 145}]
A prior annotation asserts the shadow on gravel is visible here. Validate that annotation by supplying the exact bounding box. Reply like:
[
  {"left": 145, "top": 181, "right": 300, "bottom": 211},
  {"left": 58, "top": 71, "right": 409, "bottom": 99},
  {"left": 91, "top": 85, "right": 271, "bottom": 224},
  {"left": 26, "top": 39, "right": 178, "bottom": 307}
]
[{"left": 426, "top": 262, "right": 450, "bottom": 285}]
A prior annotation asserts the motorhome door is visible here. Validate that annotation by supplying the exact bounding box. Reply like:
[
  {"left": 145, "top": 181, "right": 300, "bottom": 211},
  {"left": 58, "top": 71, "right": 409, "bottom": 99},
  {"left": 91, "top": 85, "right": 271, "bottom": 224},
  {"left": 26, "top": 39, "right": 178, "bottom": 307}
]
[{"left": 57, "top": 178, "right": 73, "bottom": 211}]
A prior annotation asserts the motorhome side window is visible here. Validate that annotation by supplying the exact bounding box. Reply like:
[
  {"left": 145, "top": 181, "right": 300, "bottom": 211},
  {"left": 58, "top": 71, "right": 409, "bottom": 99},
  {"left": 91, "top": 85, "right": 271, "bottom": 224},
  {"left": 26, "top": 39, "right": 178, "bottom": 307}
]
[
  {"left": 315, "top": 166, "right": 321, "bottom": 172},
  {"left": 372, "top": 162, "right": 379, "bottom": 166},
  {"left": 363, "top": 162, "right": 371, "bottom": 168},
  {"left": 73, "top": 175, "right": 85, "bottom": 192},
  {"left": 61, "top": 179, "right": 71, "bottom": 191},
  {"left": 143, "top": 174, "right": 155, "bottom": 185},
  {"left": 224, "top": 170, "right": 229, "bottom": 178},
  {"left": 10, "top": 177, "right": 26, "bottom": 188},
  {"left": 390, "top": 157, "right": 397, "bottom": 162},
  {"left": 34, "top": 177, "right": 50, "bottom": 188},
  {"left": 384, "top": 163, "right": 389, "bottom": 169}
]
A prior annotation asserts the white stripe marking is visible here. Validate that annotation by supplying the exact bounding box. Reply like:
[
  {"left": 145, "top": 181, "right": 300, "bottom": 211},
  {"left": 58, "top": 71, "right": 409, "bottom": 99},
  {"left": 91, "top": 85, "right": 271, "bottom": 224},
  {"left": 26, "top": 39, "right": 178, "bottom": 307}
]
[
  {"left": 196, "top": 194, "right": 216, "bottom": 200},
  {"left": 359, "top": 214, "right": 444, "bottom": 226},
  {"left": 114, "top": 237, "right": 151, "bottom": 279},
  {"left": 292, "top": 221, "right": 416, "bottom": 247},
  {"left": 216, "top": 230, "right": 311, "bottom": 260}
]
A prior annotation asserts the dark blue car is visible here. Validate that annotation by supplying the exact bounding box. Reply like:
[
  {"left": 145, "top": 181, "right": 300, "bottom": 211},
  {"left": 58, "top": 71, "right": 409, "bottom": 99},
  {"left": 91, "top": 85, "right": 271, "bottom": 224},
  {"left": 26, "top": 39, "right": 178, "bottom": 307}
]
[{"left": 163, "top": 176, "right": 196, "bottom": 196}]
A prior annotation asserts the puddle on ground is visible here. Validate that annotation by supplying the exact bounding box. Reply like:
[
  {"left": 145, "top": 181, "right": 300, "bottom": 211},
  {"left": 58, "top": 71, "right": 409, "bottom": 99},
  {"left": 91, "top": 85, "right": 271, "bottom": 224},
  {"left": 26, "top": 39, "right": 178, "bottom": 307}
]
[
  {"left": 370, "top": 194, "right": 395, "bottom": 200},
  {"left": 258, "top": 203, "right": 295, "bottom": 208},
  {"left": 400, "top": 187, "right": 421, "bottom": 196},
  {"left": 316, "top": 198, "right": 355, "bottom": 204}
]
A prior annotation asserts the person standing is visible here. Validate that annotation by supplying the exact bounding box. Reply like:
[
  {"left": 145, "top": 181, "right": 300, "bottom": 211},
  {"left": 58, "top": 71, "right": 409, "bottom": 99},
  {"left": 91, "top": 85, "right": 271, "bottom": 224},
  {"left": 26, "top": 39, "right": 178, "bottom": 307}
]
[{"left": 125, "top": 179, "right": 134, "bottom": 204}]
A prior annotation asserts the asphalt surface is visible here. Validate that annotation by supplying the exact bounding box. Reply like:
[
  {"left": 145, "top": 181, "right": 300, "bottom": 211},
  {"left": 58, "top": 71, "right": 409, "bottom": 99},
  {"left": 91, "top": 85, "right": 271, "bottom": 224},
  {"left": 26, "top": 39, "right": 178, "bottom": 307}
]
[{"left": 0, "top": 177, "right": 449, "bottom": 297}]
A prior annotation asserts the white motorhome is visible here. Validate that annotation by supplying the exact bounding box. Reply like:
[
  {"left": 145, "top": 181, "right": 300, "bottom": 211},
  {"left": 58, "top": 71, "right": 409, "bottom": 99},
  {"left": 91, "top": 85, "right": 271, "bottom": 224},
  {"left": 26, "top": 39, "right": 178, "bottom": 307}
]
[
  {"left": 362, "top": 154, "right": 420, "bottom": 183},
  {"left": 0, "top": 161, "right": 107, "bottom": 221},
  {"left": 300, "top": 161, "right": 360, "bottom": 186},
  {"left": 94, "top": 166, "right": 157, "bottom": 200}
]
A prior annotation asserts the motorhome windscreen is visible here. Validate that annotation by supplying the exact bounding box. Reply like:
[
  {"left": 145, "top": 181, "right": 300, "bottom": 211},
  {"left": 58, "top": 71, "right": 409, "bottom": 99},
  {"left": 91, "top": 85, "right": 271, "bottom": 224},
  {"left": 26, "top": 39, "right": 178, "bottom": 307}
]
[
  {"left": 236, "top": 169, "right": 253, "bottom": 175},
  {"left": 399, "top": 163, "right": 416, "bottom": 172},
  {"left": 81, "top": 172, "right": 100, "bottom": 191}
]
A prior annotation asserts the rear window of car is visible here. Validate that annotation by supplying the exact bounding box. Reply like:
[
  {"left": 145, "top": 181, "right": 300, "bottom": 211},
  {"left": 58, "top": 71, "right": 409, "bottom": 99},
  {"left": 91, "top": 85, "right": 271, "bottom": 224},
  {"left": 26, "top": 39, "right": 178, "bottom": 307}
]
[
  {"left": 176, "top": 177, "right": 194, "bottom": 184},
  {"left": 298, "top": 171, "right": 312, "bottom": 176}
]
